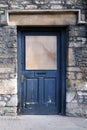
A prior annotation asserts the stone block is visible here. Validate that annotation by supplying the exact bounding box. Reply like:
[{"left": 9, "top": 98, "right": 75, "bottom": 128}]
[
  {"left": 66, "top": 102, "right": 78, "bottom": 110},
  {"left": 76, "top": 73, "right": 82, "bottom": 80},
  {"left": 68, "top": 48, "right": 75, "bottom": 66},
  {"left": 66, "top": 101, "right": 87, "bottom": 117},
  {"left": 0, "top": 4, "right": 8, "bottom": 8},
  {"left": 82, "top": 38, "right": 87, "bottom": 42},
  {"left": 0, "top": 68, "right": 15, "bottom": 73},
  {"left": 0, "top": 108, "right": 4, "bottom": 115},
  {"left": 40, "top": 5, "right": 50, "bottom": 9},
  {"left": 4, "top": 107, "right": 17, "bottom": 113},
  {"left": 67, "top": 72, "right": 75, "bottom": 80},
  {"left": 66, "top": 79, "right": 87, "bottom": 91},
  {"left": 7, "top": 42, "right": 17, "bottom": 48},
  {"left": 9, "top": 73, "right": 17, "bottom": 79},
  {"left": 0, "top": 101, "right": 6, "bottom": 106},
  {"left": 34, "top": 0, "right": 48, "bottom": 4},
  {"left": 0, "top": 107, "right": 17, "bottom": 116},
  {"left": 51, "top": 5, "right": 63, "bottom": 9},
  {"left": 67, "top": 67, "right": 80, "bottom": 72},
  {"left": 69, "top": 42, "right": 82, "bottom": 47},
  {"left": 25, "top": 5, "right": 37, "bottom": 9},
  {"left": 50, "top": 1, "right": 61, "bottom": 4},
  {"left": 0, "top": 79, "right": 17, "bottom": 94},
  {"left": 5, "top": 112, "right": 17, "bottom": 116},
  {"left": 69, "top": 30, "right": 75, "bottom": 37},
  {"left": 21, "top": 1, "right": 31, "bottom": 5},
  {"left": 9, "top": 13, "right": 77, "bottom": 26},
  {"left": 77, "top": 91, "right": 87, "bottom": 104},
  {"left": 0, "top": 73, "right": 9, "bottom": 79},
  {"left": 66, "top": 91, "right": 76, "bottom": 103},
  {"left": 6, "top": 95, "right": 18, "bottom": 107},
  {"left": 10, "top": 5, "right": 24, "bottom": 10}
]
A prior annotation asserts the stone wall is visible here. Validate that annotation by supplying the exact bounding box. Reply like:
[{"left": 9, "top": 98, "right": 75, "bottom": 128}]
[
  {"left": 66, "top": 25, "right": 87, "bottom": 117},
  {"left": 0, "top": 0, "right": 87, "bottom": 116},
  {"left": 0, "top": 26, "right": 17, "bottom": 115}
]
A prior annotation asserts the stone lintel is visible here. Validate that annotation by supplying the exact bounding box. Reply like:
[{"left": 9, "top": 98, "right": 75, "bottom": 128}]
[
  {"left": 0, "top": 9, "right": 87, "bottom": 26},
  {"left": 9, "top": 13, "right": 77, "bottom": 26}
]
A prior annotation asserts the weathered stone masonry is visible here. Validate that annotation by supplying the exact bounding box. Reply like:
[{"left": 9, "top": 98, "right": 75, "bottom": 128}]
[
  {"left": 66, "top": 25, "right": 87, "bottom": 117},
  {"left": 0, "top": 0, "right": 87, "bottom": 116},
  {"left": 0, "top": 26, "right": 17, "bottom": 115}
]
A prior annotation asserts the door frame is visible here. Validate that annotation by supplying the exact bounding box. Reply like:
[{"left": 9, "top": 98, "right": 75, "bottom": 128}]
[{"left": 17, "top": 26, "right": 67, "bottom": 115}]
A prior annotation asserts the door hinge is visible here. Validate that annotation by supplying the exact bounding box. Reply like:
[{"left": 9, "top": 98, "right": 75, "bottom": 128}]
[{"left": 20, "top": 74, "right": 24, "bottom": 84}]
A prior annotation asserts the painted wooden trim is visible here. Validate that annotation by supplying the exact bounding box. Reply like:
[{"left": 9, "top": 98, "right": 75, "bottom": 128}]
[{"left": 17, "top": 27, "right": 67, "bottom": 115}]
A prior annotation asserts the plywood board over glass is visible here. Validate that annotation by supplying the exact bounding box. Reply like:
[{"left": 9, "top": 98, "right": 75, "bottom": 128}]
[{"left": 25, "top": 36, "right": 57, "bottom": 70}]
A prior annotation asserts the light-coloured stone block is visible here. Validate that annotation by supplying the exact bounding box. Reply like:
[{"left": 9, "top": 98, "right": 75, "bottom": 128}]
[
  {"left": 9, "top": 13, "right": 77, "bottom": 26},
  {"left": 0, "top": 107, "right": 17, "bottom": 115},
  {"left": 67, "top": 67, "right": 80, "bottom": 72},
  {"left": 67, "top": 72, "right": 75, "bottom": 80},
  {"left": 0, "top": 79, "right": 17, "bottom": 94},
  {"left": 5, "top": 112, "right": 17, "bottom": 116},
  {"left": 4, "top": 107, "right": 17, "bottom": 113},
  {"left": 51, "top": 5, "right": 63, "bottom": 9},
  {"left": 68, "top": 48, "right": 75, "bottom": 66},
  {"left": 6, "top": 95, "right": 18, "bottom": 107},
  {"left": 0, "top": 101, "right": 6, "bottom": 106},
  {"left": 66, "top": 91, "right": 76, "bottom": 103},
  {"left": 76, "top": 73, "right": 82, "bottom": 80},
  {"left": 25, "top": 5, "right": 37, "bottom": 9}
]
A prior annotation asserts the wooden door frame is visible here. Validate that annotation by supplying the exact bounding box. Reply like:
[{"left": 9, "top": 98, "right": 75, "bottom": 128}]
[{"left": 17, "top": 26, "right": 67, "bottom": 115}]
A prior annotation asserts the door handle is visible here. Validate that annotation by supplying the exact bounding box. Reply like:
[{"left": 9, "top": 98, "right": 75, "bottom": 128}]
[{"left": 20, "top": 75, "right": 24, "bottom": 84}]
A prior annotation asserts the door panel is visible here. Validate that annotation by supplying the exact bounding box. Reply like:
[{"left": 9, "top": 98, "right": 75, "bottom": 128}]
[
  {"left": 26, "top": 79, "right": 39, "bottom": 104},
  {"left": 44, "top": 78, "right": 56, "bottom": 104},
  {"left": 20, "top": 30, "right": 61, "bottom": 115}
]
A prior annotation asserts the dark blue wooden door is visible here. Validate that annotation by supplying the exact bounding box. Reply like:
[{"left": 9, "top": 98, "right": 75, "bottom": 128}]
[{"left": 20, "top": 28, "right": 62, "bottom": 114}]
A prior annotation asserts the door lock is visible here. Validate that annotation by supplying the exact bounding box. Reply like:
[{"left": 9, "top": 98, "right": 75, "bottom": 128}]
[{"left": 20, "top": 74, "right": 24, "bottom": 84}]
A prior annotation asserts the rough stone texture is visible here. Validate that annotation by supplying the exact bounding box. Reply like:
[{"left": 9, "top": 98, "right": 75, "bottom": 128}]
[
  {"left": 0, "top": 79, "right": 17, "bottom": 94},
  {"left": 66, "top": 24, "right": 87, "bottom": 117},
  {"left": 6, "top": 95, "right": 18, "bottom": 107},
  {"left": 0, "top": 25, "right": 17, "bottom": 115},
  {"left": 0, "top": 0, "right": 87, "bottom": 117},
  {"left": 0, "top": 107, "right": 17, "bottom": 116}
]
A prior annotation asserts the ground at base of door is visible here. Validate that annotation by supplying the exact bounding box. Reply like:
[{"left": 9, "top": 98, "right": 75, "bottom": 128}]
[{"left": 0, "top": 115, "right": 87, "bottom": 130}]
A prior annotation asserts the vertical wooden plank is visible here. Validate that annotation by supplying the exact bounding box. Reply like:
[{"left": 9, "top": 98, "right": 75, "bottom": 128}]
[
  {"left": 17, "top": 30, "right": 23, "bottom": 109},
  {"left": 39, "top": 77, "right": 44, "bottom": 104},
  {"left": 26, "top": 79, "right": 39, "bottom": 104},
  {"left": 44, "top": 78, "right": 56, "bottom": 104},
  {"left": 61, "top": 30, "right": 67, "bottom": 115},
  {"left": 56, "top": 33, "right": 61, "bottom": 113}
]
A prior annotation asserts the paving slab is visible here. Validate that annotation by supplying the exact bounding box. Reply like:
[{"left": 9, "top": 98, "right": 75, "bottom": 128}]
[{"left": 0, "top": 115, "right": 87, "bottom": 130}]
